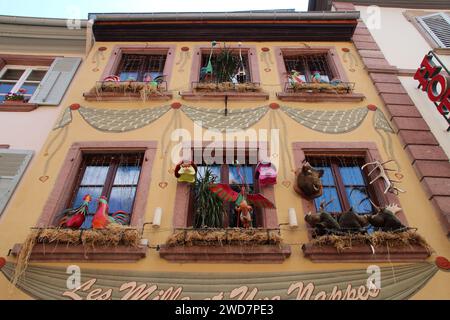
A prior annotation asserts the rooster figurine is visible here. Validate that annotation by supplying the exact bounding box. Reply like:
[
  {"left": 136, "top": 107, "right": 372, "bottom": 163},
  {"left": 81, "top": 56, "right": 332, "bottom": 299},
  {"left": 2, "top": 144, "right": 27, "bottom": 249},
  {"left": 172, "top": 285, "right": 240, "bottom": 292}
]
[
  {"left": 92, "top": 196, "right": 131, "bottom": 229},
  {"left": 58, "top": 194, "right": 92, "bottom": 229},
  {"left": 209, "top": 184, "right": 275, "bottom": 228}
]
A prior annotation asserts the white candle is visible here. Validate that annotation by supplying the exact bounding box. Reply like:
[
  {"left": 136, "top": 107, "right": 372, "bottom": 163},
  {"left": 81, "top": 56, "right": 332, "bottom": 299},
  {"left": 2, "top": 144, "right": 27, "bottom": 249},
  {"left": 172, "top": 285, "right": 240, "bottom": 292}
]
[
  {"left": 288, "top": 208, "right": 298, "bottom": 228},
  {"left": 153, "top": 207, "right": 163, "bottom": 228}
]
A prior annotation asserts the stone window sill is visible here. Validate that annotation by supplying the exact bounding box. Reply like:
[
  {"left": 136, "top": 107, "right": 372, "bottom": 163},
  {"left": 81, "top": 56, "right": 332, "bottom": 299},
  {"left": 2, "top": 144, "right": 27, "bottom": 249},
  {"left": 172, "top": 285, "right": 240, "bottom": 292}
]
[
  {"left": 277, "top": 92, "right": 365, "bottom": 102},
  {"left": 159, "top": 244, "right": 291, "bottom": 263},
  {"left": 83, "top": 91, "right": 173, "bottom": 101},
  {"left": 0, "top": 101, "right": 38, "bottom": 112},
  {"left": 11, "top": 243, "right": 147, "bottom": 262},
  {"left": 180, "top": 91, "right": 269, "bottom": 101},
  {"left": 302, "top": 243, "right": 431, "bottom": 262}
]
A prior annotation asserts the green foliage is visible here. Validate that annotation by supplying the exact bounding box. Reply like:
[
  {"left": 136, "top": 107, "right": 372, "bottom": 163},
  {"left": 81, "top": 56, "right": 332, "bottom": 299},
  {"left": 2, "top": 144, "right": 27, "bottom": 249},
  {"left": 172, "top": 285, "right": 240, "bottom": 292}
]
[
  {"left": 193, "top": 167, "right": 226, "bottom": 228},
  {"left": 211, "top": 45, "right": 239, "bottom": 83}
]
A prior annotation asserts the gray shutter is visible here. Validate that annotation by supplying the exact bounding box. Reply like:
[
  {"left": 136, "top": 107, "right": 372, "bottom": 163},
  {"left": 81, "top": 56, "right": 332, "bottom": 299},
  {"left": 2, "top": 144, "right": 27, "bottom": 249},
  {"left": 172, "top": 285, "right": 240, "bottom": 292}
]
[
  {"left": 0, "top": 150, "right": 33, "bottom": 217},
  {"left": 29, "top": 57, "right": 82, "bottom": 106},
  {"left": 417, "top": 12, "right": 450, "bottom": 48}
]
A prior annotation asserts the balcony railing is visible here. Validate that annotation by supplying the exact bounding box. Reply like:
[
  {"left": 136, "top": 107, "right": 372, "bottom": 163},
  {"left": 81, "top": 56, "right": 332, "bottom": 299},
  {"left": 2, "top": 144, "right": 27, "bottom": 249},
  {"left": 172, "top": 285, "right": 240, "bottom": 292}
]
[
  {"left": 192, "top": 81, "right": 262, "bottom": 93},
  {"left": 166, "top": 227, "right": 282, "bottom": 247},
  {"left": 284, "top": 81, "right": 355, "bottom": 94}
]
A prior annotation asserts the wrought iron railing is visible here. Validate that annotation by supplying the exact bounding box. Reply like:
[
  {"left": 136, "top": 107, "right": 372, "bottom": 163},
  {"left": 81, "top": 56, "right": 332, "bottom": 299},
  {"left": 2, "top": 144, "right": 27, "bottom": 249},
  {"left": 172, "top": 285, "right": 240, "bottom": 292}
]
[
  {"left": 94, "top": 79, "right": 169, "bottom": 95},
  {"left": 284, "top": 81, "right": 355, "bottom": 94},
  {"left": 192, "top": 81, "right": 262, "bottom": 93}
]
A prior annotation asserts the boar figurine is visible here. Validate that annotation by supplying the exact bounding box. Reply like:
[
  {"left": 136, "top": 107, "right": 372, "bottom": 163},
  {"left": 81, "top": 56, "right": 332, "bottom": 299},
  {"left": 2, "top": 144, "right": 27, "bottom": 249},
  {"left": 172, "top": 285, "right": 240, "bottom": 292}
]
[
  {"left": 366, "top": 203, "right": 407, "bottom": 232},
  {"left": 337, "top": 207, "right": 369, "bottom": 232},
  {"left": 294, "top": 162, "right": 324, "bottom": 200},
  {"left": 305, "top": 200, "right": 341, "bottom": 236}
]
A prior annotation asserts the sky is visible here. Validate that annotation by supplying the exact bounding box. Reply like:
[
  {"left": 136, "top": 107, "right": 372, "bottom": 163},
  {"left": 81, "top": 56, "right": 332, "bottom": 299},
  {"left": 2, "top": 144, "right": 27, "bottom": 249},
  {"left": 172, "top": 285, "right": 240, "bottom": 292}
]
[{"left": 0, "top": 0, "right": 309, "bottom": 19}]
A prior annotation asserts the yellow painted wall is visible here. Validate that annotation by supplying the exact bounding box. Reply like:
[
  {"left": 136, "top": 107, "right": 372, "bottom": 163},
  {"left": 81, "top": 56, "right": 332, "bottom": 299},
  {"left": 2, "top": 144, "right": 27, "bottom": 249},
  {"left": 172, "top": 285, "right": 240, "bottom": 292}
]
[{"left": 0, "top": 40, "right": 449, "bottom": 300}]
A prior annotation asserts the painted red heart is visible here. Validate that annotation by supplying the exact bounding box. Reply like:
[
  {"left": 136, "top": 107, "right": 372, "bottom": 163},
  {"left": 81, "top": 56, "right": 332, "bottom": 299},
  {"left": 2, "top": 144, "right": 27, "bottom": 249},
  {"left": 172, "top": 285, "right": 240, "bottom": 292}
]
[
  {"left": 159, "top": 182, "right": 168, "bottom": 189},
  {"left": 39, "top": 176, "right": 49, "bottom": 183},
  {"left": 282, "top": 180, "right": 291, "bottom": 188}
]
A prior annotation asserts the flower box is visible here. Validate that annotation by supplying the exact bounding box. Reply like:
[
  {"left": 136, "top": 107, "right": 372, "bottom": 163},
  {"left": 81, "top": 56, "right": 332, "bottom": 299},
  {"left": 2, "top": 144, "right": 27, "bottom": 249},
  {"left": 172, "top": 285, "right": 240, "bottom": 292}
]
[{"left": 0, "top": 100, "right": 38, "bottom": 112}]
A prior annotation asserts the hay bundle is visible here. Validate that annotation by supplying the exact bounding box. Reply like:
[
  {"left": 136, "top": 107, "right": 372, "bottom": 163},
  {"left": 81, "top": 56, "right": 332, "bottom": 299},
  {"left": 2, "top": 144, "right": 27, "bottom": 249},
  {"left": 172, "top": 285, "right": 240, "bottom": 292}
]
[
  {"left": 38, "top": 228, "right": 80, "bottom": 244},
  {"left": 310, "top": 230, "right": 433, "bottom": 253},
  {"left": 11, "top": 229, "right": 40, "bottom": 289},
  {"left": 291, "top": 83, "right": 352, "bottom": 94},
  {"left": 166, "top": 228, "right": 282, "bottom": 246},
  {"left": 194, "top": 82, "right": 262, "bottom": 93},
  {"left": 166, "top": 230, "right": 186, "bottom": 246}
]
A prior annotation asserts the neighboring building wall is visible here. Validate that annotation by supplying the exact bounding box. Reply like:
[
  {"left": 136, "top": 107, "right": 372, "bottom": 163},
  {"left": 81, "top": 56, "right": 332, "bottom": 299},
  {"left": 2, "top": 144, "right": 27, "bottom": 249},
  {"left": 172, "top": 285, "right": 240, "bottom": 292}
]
[
  {"left": 356, "top": 5, "right": 450, "bottom": 158},
  {"left": 0, "top": 17, "right": 87, "bottom": 152}
]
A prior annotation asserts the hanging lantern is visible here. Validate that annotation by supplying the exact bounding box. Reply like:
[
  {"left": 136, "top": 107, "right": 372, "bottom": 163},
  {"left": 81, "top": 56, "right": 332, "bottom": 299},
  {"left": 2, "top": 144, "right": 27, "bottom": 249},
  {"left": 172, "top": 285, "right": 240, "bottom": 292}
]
[
  {"left": 255, "top": 161, "right": 277, "bottom": 187},
  {"left": 174, "top": 161, "right": 198, "bottom": 184}
]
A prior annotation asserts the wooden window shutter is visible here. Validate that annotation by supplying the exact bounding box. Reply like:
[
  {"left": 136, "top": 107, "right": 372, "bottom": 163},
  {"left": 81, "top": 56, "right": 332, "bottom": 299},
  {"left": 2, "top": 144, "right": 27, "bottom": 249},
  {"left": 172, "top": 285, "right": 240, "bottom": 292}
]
[
  {"left": 29, "top": 57, "right": 82, "bottom": 105},
  {"left": 0, "top": 150, "right": 33, "bottom": 217},
  {"left": 417, "top": 12, "right": 450, "bottom": 48}
]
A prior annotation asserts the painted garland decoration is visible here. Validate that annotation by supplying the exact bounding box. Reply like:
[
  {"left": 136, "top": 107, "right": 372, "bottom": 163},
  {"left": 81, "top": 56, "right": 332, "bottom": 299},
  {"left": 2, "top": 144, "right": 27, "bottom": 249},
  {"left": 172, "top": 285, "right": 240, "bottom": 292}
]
[
  {"left": 54, "top": 103, "right": 390, "bottom": 134},
  {"left": 49, "top": 103, "right": 396, "bottom": 185}
]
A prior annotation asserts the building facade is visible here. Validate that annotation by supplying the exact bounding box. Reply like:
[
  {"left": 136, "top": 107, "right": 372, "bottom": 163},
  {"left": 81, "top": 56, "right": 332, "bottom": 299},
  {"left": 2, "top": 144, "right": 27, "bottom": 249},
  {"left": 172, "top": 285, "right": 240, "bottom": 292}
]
[
  {"left": 0, "top": 9, "right": 449, "bottom": 300},
  {"left": 0, "top": 16, "right": 86, "bottom": 218}
]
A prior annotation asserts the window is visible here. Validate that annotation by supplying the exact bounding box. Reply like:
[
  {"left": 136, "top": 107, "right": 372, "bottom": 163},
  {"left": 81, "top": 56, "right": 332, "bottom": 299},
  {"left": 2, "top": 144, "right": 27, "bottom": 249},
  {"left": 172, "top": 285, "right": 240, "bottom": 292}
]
[
  {"left": 283, "top": 53, "right": 333, "bottom": 83},
  {"left": 116, "top": 54, "right": 167, "bottom": 82},
  {"left": 68, "top": 153, "right": 143, "bottom": 229},
  {"left": 417, "top": 12, "right": 450, "bottom": 49},
  {"left": 194, "top": 164, "right": 260, "bottom": 228},
  {"left": 0, "top": 66, "right": 48, "bottom": 102},
  {"left": 306, "top": 156, "right": 376, "bottom": 215},
  {"left": 199, "top": 52, "right": 251, "bottom": 83}
]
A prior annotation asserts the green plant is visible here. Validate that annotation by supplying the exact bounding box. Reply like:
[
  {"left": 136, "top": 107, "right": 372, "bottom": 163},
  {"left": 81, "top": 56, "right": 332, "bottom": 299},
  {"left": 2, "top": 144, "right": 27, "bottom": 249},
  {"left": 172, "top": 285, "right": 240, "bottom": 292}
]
[
  {"left": 193, "top": 167, "right": 226, "bottom": 228},
  {"left": 211, "top": 45, "right": 239, "bottom": 83}
]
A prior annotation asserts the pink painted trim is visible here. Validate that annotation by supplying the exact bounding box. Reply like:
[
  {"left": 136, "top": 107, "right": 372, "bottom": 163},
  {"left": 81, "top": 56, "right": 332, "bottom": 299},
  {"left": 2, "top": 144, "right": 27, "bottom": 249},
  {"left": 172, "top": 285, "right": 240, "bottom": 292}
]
[
  {"left": 37, "top": 141, "right": 157, "bottom": 228},
  {"left": 101, "top": 45, "right": 176, "bottom": 90},
  {"left": 292, "top": 141, "right": 407, "bottom": 241},
  {"left": 189, "top": 45, "right": 261, "bottom": 89},
  {"left": 274, "top": 46, "right": 349, "bottom": 92}
]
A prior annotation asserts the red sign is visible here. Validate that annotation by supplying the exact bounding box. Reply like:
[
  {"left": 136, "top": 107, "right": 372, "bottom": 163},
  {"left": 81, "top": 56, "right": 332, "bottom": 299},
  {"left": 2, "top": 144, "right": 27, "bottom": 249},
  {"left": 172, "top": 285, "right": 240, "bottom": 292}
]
[{"left": 414, "top": 53, "right": 450, "bottom": 130}]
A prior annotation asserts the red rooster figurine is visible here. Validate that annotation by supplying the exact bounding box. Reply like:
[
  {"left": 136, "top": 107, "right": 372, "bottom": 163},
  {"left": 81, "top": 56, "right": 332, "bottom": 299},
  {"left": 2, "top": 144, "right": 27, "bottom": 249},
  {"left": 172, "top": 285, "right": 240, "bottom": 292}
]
[
  {"left": 209, "top": 184, "right": 275, "bottom": 228},
  {"left": 58, "top": 194, "right": 91, "bottom": 229},
  {"left": 92, "top": 196, "right": 110, "bottom": 229},
  {"left": 92, "top": 196, "right": 131, "bottom": 229}
]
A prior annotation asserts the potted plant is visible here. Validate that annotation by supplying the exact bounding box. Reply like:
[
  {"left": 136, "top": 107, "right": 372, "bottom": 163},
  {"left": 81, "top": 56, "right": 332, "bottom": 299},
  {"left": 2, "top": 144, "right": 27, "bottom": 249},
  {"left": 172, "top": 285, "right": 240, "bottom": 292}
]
[
  {"left": 3, "top": 89, "right": 28, "bottom": 103},
  {"left": 193, "top": 167, "right": 226, "bottom": 228}
]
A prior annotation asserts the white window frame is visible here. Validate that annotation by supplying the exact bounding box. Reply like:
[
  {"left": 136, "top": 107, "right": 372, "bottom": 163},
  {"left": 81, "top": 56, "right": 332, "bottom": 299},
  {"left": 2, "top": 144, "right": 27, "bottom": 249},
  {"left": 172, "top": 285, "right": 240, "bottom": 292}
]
[{"left": 0, "top": 65, "right": 49, "bottom": 101}]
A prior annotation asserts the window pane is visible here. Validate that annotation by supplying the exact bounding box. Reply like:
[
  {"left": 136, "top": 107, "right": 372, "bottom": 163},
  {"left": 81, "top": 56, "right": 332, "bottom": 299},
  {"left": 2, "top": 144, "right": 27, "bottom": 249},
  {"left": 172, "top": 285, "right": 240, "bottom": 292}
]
[
  {"left": 109, "top": 187, "right": 136, "bottom": 214},
  {"left": 314, "top": 166, "right": 335, "bottom": 186},
  {"left": 339, "top": 166, "right": 365, "bottom": 186},
  {"left": 80, "top": 215, "right": 94, "bottom": 229},
  {"left": 197, "top": 165, "right": 221, "bottom": 182},
  {"left": 314, "top": 187, "right": 342, "bottom": 212},
  {"left": 119, "top": 71, "right": 139, "bottom": 81},
  {"left": 20, "top": 83, "right": 39, "bottom": 95},
  {"left": 229, "top": 166, "right": 253, "bottom": 185},
  {"left": 1, "top": 69, "right": 24, "bottom": 80},
  {"left": 73, "top": 187, "right": 103, "bottom": 213},
  {"left": 346, "top": 187, "right": 373, "bottom": 214},
  {"left": 0, "top": 95, "right": 5, "bottom": 102},
  {"left": 26, "top": 70, "right": 47, "bottom": 81},
  {"left": 114, "top": 165, "right": 141, "bottom": 185},
  {"left": 0, "top": 82, "right": 15, "bottom": 94},
  {"left": 80, "top": 166, "right": 109, "bottom": 186}
]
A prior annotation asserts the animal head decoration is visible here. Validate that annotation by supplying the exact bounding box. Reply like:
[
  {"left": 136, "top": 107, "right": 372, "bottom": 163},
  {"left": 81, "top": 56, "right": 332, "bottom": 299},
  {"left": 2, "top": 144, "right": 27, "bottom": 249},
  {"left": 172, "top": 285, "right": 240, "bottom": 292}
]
[
  {"left": 294, "top": 161, "right": 324, "bottom": 200},
  {"left": 361, "top": 160, "right": 405, "bottom": 195},
  {"left": 364, "top": 199, "right": 407, "bottom": 232}
]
